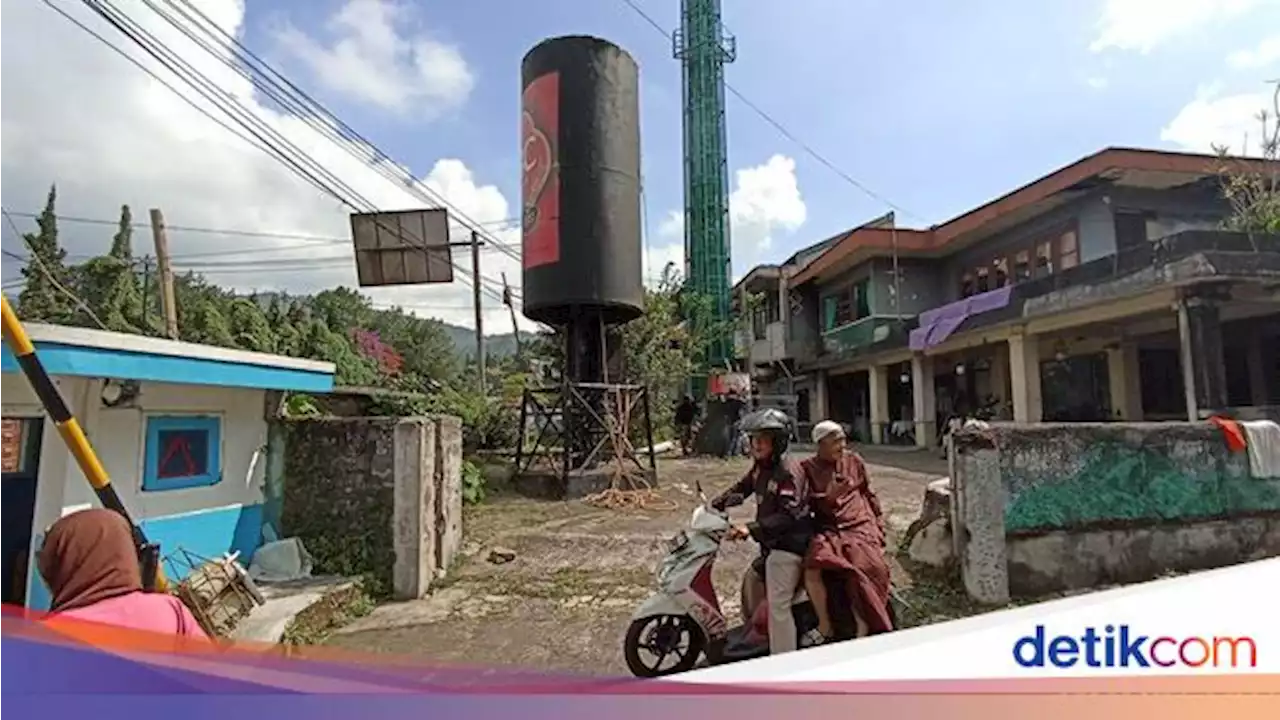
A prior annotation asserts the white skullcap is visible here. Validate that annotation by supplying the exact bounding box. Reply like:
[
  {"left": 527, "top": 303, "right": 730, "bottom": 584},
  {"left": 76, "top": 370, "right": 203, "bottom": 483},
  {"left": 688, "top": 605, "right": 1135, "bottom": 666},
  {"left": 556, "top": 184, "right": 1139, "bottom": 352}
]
[{"left": 811, "top": 420, "right": 845, "bottom": 444}]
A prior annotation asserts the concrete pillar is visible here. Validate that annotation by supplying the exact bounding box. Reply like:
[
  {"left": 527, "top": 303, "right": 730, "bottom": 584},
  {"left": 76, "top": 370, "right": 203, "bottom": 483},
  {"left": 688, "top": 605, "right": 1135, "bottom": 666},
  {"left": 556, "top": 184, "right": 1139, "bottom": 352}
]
[
  {"left": 869, "top": 365, "right": 890, "bottom": 444},
  {"left": 430, "top": 415, "right": 463, "bottom": 577},
  {"left": 953, "top": 432, "right": 1009, "bottom": 604},
  {"left": 1247, "top": 334, "right": 1269, "bottom": 407},
  {"left": 1008, "top": 334, "right": 1043, "bottom": 424},
  {"left": 911, "top": 354, "right": 937, "bottom": 448},
  {"left": 1106, "top": 342, "right": 1143, "bottom": 421},
  {"left": 813, "top": 369, "right": 829, "bottom": 421},
  {"left": 392, "top": 419, "right": 437, "bottom": 600},
  {"left": 1177, "top": 298, "right": 1228, "bottom": 419}
]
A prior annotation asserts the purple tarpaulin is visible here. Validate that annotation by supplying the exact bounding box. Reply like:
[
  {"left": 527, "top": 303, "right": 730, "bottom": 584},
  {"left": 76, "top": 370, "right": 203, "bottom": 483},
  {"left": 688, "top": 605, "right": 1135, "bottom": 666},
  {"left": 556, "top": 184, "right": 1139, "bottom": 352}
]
[{"left": 909, "top": 285, "right": 1013, "bottom": 351}]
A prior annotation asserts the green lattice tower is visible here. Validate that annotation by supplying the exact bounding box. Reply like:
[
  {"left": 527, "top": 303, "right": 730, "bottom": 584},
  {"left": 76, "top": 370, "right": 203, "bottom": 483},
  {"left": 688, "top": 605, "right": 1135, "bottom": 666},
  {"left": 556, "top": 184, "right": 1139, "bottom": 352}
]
[{"left": 674, "top": 0, "right": 736, "bottom": 398}]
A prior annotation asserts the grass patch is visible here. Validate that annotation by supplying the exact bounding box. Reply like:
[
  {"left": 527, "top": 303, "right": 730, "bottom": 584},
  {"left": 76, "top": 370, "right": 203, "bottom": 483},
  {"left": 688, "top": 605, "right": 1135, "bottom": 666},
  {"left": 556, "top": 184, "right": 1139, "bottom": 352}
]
[
  {"left": 892, "top": 558, "right": 994, "bottom": 628},
  {"left": 281, "top": 582, "right": 377, "bottom": 646}
]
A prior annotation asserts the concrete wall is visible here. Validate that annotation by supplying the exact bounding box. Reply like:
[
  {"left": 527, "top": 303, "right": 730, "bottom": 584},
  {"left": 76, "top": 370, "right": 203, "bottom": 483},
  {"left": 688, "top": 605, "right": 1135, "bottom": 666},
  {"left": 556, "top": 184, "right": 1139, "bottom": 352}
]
[
  {"left": 2, "top": 374, "right": 270, "bottom": 609},
  {"left": 952, "top": 423, "right": 1280, "bottom": 603},
  {"left": 869, "top": 257, "right": 945, "bottom": 317},
  {"left": 277, "top": 415, "right": 462, "bottom": 599}
]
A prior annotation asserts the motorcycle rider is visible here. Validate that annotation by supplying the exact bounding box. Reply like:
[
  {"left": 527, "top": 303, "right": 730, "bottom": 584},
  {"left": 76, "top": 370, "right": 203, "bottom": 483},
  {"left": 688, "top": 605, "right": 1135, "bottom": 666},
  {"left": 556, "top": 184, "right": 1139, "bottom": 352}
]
[{"left": 709, "top": 408, "right": 813, "bottom": 655}]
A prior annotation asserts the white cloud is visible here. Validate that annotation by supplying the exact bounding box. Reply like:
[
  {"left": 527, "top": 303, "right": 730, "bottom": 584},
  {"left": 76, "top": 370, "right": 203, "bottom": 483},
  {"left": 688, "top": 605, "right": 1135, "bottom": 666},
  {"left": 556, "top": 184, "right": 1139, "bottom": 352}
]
[
  {"left": 1, "top": 0, "right": 530, "bottom": 333},
  {"left": 656, "top": 209, "right": 684, "bottom": 242},
  {"left": 728, "top": 154, "right": 806, "bottom": 256},
  {"left": 1090, "top": 0, "right": 1267, "bottom": 54},
  {"left": 1227, "top": 34, "right": 1280, "bottom": 69},
  {"left": 643, "top": 210, "right": 686, "bottom": 288},
  {"left": 645, "top": 154, "right": 806, "bottom": 284},
  {"left": 642, "top": 242, "right": 685, "bottom": 288},
  {"left": 1087, "top": 76, "right": 1110, "bottom": 90},
  {"left": 1160, "top": 83, "right": 1277, "bottom": 153},
  {"left": 274, "top": 0, "right": 473, "bottom": 118}
]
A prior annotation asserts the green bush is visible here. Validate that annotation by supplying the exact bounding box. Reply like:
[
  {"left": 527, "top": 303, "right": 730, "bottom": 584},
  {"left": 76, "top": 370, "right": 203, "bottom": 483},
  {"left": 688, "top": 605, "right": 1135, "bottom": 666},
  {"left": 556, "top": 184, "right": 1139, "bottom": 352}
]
[{"left": 462, "top": 459, "right": 485, "bottom": 505}]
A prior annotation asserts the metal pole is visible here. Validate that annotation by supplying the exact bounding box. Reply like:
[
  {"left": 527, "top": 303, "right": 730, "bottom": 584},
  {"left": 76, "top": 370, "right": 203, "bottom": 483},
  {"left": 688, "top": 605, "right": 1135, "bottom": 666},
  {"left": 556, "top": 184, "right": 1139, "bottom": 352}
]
[
  {"left": 471, "top": 230, "right": 486, "bottom": 396},
  {"left": 502, "top": 272, "right": 523, "bottom": 365},
  {"left": 1, "top": 294, "right": 167, "bottom": 592}
]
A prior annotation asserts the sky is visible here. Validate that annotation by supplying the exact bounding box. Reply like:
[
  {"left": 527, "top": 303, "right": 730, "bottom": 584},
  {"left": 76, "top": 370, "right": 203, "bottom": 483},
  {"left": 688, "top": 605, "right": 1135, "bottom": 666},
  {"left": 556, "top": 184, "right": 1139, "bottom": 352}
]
[{"left": 2, "top": 0, "right": 1279, "bottom": 334}]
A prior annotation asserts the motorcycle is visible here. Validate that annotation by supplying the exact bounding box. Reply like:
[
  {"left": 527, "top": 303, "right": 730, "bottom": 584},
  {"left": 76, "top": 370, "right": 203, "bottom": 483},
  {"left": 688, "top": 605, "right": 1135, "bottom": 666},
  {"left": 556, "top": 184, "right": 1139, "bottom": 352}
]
[{"left": 623, "top": 483, "right": 830, "bottom": 677}]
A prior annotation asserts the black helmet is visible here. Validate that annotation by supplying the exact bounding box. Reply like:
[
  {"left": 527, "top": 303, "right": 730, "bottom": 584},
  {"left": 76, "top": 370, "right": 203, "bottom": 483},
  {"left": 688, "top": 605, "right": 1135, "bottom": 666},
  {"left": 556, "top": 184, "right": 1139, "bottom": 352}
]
[{"left": 740, "top": 408, "right": 792, "bottom": 458}]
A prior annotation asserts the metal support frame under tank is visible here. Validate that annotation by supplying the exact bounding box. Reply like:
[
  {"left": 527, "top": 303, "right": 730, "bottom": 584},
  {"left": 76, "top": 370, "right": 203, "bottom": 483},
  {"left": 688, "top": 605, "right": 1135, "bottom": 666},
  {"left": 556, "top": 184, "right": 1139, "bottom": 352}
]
[{"left": 512, "top": 382, "right": 658, "bottom": 500}]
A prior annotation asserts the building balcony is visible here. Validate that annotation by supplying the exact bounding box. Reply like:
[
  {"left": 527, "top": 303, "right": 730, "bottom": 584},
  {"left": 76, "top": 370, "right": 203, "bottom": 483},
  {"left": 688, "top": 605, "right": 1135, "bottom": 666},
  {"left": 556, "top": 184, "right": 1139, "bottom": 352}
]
[
  {"left": 799, "top": 230, "right": 1280, "bottom": 369},
  {"left": 820, "top": 315, "right": 906, "bottom": 361},
  {"left": 744, "top": 321, "right": 788, "bottom": 366}
]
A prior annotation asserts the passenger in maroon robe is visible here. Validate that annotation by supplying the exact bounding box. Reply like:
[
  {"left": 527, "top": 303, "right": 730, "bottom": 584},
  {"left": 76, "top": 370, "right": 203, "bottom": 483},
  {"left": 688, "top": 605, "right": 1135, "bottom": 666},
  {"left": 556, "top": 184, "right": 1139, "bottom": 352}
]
[{"left": 799, "top": 421, "right": 894, "bottom": 640}]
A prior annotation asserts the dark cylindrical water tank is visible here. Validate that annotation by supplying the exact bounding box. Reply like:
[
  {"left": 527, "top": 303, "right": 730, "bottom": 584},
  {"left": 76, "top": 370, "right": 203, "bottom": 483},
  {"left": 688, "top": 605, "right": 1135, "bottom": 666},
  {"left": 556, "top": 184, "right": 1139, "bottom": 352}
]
[{"left": 520, "top": 35, "right": 644, "bottom": 327}]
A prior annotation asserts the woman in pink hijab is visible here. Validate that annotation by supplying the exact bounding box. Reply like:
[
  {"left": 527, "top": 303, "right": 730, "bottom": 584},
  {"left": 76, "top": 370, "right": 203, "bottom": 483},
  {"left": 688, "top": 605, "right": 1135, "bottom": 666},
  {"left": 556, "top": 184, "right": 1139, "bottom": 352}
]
[{"left": 38, "top": 508, "right": 207, "bottom": 640}]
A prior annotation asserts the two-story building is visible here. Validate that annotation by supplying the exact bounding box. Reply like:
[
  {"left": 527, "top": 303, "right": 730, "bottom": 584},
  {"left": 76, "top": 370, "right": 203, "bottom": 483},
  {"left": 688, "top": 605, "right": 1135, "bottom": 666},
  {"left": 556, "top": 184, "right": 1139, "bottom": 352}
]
[
  {"left": 735, "top": 147, "right": 1280, "bottom": 446},
  {"left": 734, "top": 230, "right": 845, "bottom": 434}
]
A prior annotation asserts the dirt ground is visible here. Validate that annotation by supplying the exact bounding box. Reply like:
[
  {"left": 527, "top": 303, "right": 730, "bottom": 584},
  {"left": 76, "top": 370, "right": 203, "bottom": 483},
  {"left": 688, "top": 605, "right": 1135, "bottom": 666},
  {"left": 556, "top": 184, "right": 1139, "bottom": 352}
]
[{"left": 326, "top": 448, "right": 976, "bottom": 675}]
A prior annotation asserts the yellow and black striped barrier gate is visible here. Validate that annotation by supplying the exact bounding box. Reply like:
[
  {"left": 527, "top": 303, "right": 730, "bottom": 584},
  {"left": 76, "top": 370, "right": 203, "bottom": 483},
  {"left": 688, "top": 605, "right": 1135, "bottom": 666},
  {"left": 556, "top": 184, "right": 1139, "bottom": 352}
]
[{"left": 1, "top": 294, "right": 168, "bottom": 593}]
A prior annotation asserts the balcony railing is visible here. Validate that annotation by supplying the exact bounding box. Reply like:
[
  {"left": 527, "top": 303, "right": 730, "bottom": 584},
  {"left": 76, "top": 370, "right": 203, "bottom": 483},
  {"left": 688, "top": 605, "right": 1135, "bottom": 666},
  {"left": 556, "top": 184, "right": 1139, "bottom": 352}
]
[{"left": 821, "top": 315, "right": 900, "bottom": 357}]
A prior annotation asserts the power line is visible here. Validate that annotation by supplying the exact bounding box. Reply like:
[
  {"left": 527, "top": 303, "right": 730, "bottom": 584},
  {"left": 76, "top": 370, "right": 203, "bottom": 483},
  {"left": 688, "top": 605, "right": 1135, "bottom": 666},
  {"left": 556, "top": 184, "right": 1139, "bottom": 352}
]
[
  {"left": 140, "top": 0, "right": 528, "bottom": 294},
  {"left": 63, "top": 0, "right": 474, "bottom": 293},
  {"left": 2, "top": 210, "right": 520, "bottom": 244},
  {"left": 616, "top": 0, "right": 921, "bottom": 221},
  {"left": 52, "top": 0, "right": 519, "bottom": 307},
  {"left": 1, "top": 210, "right": 523, "bottom": 262}
]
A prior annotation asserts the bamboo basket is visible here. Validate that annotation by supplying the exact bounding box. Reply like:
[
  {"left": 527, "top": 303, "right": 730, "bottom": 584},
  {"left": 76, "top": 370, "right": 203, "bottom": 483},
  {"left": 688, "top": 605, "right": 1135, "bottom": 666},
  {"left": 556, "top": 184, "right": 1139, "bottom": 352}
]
[{"left": 167, "top": 548, "right": 263, "bottom": 638}]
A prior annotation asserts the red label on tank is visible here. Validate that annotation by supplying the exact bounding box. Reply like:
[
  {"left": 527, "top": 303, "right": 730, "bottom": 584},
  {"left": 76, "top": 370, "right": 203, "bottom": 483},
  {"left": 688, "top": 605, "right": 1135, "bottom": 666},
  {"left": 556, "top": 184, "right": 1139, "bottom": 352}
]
[{"left": 522, "top": 72, "right": 560, "bottom": 270}]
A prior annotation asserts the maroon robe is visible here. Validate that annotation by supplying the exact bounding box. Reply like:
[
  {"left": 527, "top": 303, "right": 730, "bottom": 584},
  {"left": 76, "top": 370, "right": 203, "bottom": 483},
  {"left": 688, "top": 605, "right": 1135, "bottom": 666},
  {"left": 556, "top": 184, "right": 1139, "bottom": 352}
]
[{"left": 799, "top": 452, "right": 894, "bottom": 634}]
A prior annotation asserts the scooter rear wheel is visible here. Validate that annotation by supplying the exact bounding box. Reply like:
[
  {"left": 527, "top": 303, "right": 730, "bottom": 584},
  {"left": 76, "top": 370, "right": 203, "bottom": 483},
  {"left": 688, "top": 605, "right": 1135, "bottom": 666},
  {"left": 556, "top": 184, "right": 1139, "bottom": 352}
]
[{"left": 624, "top": 614, "right": 705, "bottom": 678}]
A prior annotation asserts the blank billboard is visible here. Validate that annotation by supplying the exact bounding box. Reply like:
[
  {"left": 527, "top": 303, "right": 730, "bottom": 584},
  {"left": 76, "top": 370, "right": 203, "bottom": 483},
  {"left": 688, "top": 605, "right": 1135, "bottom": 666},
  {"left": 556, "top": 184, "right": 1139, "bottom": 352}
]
[{"left": 350, "top": 208, "right": 454, "bottom": 286}]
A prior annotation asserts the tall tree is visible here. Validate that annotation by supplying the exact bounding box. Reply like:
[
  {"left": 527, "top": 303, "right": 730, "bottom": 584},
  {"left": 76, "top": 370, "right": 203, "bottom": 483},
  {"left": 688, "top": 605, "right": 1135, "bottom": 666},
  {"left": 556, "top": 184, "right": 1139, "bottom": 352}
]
[
  {"left": 17, "top": 185, "right": 76, "bottom": 324},
  {"left": 226, "top": 297, "right": 277, "bottom": 352},
  {"left": 109, "top": 204, "right": 133, "bottom": 259},
  {"left": 75, "top": 205, "right": 145, "bottom": 332},
  {"left": 1215, "top": 83, "right": 1280, "bottom": 236}
]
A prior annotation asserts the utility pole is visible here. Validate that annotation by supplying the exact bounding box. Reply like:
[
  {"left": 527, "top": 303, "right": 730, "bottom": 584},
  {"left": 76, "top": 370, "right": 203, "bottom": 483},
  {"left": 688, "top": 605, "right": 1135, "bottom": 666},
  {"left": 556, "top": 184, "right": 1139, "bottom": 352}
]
[
  {"left": 149, "top": 209, "right": 179, "bottom": 340},
  {"left": 471, "top": 230, "right": 486, "bottom": 396},
  {"left": 502, "top": 271, "right": 522, "bottom": 365}
]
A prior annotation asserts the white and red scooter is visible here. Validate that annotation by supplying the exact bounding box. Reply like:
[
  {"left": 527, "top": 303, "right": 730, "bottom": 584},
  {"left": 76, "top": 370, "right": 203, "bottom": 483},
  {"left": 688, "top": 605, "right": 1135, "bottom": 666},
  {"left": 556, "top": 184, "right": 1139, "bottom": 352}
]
[{"left": 622, "top": 482, "right": 822, "bottom": 677}]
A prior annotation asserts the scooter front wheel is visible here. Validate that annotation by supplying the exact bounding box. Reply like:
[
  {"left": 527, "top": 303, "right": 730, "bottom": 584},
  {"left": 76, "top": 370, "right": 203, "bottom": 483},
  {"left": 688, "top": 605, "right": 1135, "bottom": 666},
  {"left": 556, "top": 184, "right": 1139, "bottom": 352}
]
[{"left": 623, "top": 614, "right": 706, "bottom": 678}]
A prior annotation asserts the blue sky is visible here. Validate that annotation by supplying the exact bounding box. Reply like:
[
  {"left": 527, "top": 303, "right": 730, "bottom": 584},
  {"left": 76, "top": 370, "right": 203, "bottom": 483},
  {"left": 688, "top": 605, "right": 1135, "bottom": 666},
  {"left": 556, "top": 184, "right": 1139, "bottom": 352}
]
[{"left": 247, "top": 0, "right": 1280, "bottom": 271}]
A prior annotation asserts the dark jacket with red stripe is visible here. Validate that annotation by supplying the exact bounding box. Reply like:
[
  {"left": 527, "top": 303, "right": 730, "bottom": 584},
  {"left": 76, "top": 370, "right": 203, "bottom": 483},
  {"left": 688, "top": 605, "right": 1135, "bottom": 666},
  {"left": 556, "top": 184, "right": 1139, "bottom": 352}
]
[{"left": 711, "top": 457, "right": 813, "bottom": 556}]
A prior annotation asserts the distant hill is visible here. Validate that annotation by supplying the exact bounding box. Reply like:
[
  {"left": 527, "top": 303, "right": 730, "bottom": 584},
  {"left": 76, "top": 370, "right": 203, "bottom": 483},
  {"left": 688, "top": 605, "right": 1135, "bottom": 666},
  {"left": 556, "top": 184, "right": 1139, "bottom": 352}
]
[{"left": 442, "top": 323, "right": 539, "bottom": 359}]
